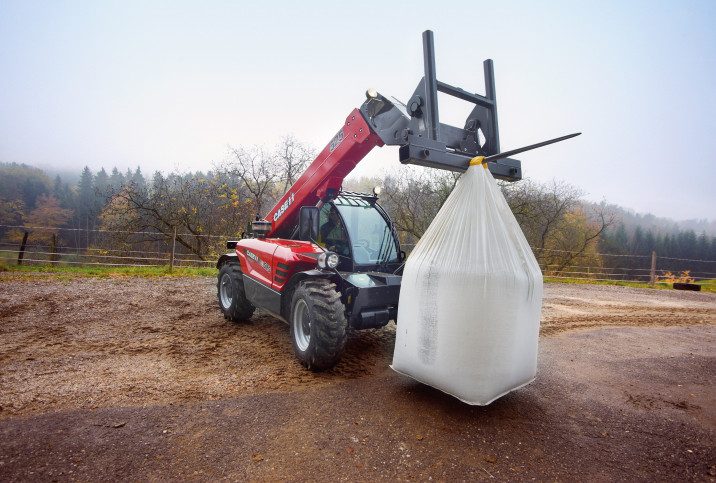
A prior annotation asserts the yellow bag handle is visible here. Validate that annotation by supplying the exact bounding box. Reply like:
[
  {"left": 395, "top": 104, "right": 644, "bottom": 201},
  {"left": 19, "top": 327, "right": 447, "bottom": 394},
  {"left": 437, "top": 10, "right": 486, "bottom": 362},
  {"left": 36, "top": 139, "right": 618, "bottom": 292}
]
[{"left": 469, "top": 156, "right": 488, "bottom": 168}]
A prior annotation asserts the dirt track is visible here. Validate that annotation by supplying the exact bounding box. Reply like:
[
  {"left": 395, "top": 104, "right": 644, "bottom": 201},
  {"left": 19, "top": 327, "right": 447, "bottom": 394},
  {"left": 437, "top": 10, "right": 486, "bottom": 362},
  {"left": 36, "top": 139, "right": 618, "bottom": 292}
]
[{"left": 0, "top": 273, "right": 714, "bottom": 481}]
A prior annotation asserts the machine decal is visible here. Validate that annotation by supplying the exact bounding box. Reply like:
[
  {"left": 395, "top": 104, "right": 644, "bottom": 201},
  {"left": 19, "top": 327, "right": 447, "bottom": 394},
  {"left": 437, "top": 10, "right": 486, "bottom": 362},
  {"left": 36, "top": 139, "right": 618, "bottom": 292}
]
[
  {"left": 329, "top": 128, "right": 344, "bottom": 152},
  {"left": 273, "top": 192, "right": 295, "bottom": 222},
  {"left": 245, "top": 249, "right": 271, "bottom": 273}
]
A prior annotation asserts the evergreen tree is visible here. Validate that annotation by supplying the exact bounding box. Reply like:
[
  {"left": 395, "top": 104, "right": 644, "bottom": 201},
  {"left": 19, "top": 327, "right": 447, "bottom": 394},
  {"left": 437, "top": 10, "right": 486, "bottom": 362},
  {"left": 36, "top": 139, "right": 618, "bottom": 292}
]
[
  {"left": 676, "top": 230, "right": 697, "bottom": 260},
  {"left": 632, "top": 226, "right": 644, "bottom": 254},
  {"left": 132, "top": 166, "right": 146, "bottom": 189},
  {"left": 696, "top": 232, "right": 710, "bottom": 260},
  {"left": 614, "top": 224, "right": 628, "bottom": 253},
  {"left": 94, "top": 168, "right": 109, "bottom": 195},
  {"left": 151, "top": 171, "right": 164, "bottom": 193},
  {"left": 109, "top": 167, "right": 125, "bottom": 189},
  {"left": 76, "top": 166, "right": 95, "bottom": 247},
  {"left": 52, "top": 176, "right": 74, "bottom": 209},
  {"left": 644, "top": 230, "right": 656, "bottom": 255},
  {"left": 22, "top": 177, "right": 50, "bottom": 210}
]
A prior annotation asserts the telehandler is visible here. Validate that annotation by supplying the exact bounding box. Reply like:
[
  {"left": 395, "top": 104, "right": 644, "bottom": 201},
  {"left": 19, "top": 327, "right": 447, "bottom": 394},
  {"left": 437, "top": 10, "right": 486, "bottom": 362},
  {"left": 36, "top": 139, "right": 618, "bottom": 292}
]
[{"left": 217, "top": 30, "right": 578, "bottom": 369}]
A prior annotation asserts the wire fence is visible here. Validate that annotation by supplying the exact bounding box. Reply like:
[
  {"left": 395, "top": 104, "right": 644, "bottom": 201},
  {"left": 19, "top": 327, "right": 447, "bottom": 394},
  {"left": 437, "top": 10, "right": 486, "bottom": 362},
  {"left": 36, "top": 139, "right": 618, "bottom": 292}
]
[
  {"left": 532, "top": 247, "right": 716, "bottom": 283},
  {"left": 2, "top": 225, "right": 715, "bottom": 284},
  {"left": 0, "top": 225, "right": 219, "bottom": 269},
  {"left": 0, "top": 245, "right": 214, "bottom": 268},
  {"left": 536, "top": 265, "right": 715, "bottom": 283},
  {"left": 395, "top": 244, "right": 716, "bottom": 285}
]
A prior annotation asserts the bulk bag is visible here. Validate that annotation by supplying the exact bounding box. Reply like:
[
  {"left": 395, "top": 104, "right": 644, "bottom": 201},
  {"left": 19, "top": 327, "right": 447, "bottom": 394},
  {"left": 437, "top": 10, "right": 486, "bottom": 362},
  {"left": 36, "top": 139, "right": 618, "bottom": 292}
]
[{"left": 391, "top": 158, "right": 543, "bottom": 405}]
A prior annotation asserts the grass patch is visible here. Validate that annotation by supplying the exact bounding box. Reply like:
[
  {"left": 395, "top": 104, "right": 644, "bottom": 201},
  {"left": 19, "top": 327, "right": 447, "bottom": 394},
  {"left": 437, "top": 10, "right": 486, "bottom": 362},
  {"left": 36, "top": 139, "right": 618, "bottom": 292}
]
[
  {"left": 543, "top": 277, "right": 670, "bottom": 290},
  {"left": 1, "top": 262, "right": 216, "bottom": 278},
  {"left": 544, "top": 277, "right": 715, "bottom": 293},
  {"left": 1, "top": 261, "right": 713, "bottom": 293},
  {"left": 697, "top": 279, "right": 716, "bottom": 293}
]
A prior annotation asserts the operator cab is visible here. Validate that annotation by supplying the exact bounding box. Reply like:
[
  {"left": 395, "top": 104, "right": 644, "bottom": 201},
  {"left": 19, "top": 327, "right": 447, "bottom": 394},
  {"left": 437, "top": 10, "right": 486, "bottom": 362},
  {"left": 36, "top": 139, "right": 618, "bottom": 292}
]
[{"left": 317, "top": 193, "right": 402, "bottom": 273}]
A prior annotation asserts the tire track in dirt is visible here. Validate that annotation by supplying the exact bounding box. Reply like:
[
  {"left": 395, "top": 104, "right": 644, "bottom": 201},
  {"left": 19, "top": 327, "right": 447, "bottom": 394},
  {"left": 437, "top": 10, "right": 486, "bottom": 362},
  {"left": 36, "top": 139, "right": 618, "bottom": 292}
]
[
  {"left": 540, "top": 284, "right": 715, "bottom": 337},
  {"left": 0, "top": 273, "right": 714, "bottom": 419},
  {"left": 541, "top": 308, "right": 714, "bottom": 336}
]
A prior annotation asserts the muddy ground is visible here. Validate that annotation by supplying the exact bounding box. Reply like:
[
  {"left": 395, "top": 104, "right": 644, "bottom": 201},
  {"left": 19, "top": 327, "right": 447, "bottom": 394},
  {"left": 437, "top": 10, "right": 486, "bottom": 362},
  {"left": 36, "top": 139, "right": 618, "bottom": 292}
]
[{"left": 0, "top": 273, "right": 714, "bottom": 481}]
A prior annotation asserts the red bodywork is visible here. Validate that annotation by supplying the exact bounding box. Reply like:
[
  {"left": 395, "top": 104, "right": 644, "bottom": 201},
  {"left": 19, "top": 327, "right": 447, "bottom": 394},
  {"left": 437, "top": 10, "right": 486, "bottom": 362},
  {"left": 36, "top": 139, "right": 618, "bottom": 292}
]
[
  {"left": 263, "top": 109, "right": 383, "bottom": 239},
  {"left": 236, "top": 238, "right": 323, "bottom": 292}
]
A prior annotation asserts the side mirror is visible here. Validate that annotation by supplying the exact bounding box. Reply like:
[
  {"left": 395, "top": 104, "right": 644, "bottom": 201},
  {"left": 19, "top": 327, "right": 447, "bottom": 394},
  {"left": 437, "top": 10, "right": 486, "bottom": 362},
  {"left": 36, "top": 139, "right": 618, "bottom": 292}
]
[{"left": 299, "top": 206, "right": 320, "bottom": 241}]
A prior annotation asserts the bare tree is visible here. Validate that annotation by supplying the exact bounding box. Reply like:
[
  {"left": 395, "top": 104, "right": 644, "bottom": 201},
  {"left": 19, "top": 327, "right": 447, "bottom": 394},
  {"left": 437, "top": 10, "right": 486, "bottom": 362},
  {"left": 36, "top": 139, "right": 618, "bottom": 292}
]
[
  {"left": 381, "top": 167, "right": 459, "bottom": 244},
  {"left": 276, "top": 135, "right": 315, "bottom": 193},
  {"left": 223, "top": 137, "right": 316, "bottom": 218},
  {"left": 500, "top": 179, "right": 616, "bottom": 273},
  {"left": 381, "top": 169, "right": 615, "bottom": 273},
  {"left": 100, "top": 171, "right": 252, "bottom": 261},
  {"left": 226, "top": 146, "right": 279, "bottom": 217}
]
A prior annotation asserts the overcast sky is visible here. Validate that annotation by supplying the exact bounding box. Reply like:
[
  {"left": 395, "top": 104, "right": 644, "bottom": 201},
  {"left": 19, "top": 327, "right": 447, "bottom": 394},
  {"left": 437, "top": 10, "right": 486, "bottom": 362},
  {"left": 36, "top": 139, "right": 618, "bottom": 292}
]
[{"left": 1, "top": 0, "right": 714, "bottom": 221}]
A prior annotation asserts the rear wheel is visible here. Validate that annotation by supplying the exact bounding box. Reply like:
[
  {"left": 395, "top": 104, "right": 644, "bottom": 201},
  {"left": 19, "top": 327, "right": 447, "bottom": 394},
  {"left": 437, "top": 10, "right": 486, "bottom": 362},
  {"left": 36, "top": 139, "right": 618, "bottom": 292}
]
[
  {"left": 217, "top": 263, "right": 255, "bottom": 321},
  {"left": 290, "top": 279, "right": 347, "bottom": 370}
]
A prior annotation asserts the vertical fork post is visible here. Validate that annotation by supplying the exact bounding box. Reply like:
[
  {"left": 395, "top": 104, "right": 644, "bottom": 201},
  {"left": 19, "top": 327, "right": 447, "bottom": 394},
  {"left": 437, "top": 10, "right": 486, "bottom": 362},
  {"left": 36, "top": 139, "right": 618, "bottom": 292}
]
[{"left": 422, "top": 30, "right": 440, "bottom": 142}]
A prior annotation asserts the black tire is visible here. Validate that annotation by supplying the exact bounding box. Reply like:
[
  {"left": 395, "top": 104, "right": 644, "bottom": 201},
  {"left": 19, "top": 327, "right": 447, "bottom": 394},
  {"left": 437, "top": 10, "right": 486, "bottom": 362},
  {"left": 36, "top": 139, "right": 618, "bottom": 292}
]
[
  {"left": 673, "top": 282, "right": 701, "bottom": 291},
  {"left": 217, "top": 263, "right": 255, "bottom": 321},
  {"left": 290, "top": 279, "right": 347, "bottom": 370}
]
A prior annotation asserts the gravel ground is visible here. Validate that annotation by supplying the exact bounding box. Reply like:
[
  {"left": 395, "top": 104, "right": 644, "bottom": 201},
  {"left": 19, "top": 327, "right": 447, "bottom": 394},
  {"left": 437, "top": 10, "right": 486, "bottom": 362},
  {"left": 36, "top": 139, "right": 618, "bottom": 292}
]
[{"left": 0, "top": 273, "right": 714, "bottom": 481}]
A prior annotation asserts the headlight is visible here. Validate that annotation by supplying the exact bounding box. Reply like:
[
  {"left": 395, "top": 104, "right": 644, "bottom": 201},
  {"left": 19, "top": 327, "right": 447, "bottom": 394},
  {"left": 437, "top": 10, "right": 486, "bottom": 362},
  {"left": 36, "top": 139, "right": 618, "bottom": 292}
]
[{"left": 317, "top": 251, "right": 339, "bottom": 270}]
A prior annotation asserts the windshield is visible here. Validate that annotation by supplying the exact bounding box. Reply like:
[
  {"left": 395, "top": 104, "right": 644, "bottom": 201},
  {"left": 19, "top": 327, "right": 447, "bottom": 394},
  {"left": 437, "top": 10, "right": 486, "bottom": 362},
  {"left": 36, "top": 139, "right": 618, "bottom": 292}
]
[{"left": 324, "top": 197, "right": 399, "bottom": 265}]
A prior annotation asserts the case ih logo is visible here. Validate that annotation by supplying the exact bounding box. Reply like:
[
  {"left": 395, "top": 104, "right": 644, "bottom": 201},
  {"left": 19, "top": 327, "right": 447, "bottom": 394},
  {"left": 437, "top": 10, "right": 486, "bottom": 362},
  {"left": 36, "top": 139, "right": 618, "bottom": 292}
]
[
  {"left": 329, "top": 128, "right": 344, "bottom": 152},
  {"left": 244, "top": 249, "right": 271, "bottom": 273},
  {"left": 273, "top": 192, "right": 295, "bottom": 222}
]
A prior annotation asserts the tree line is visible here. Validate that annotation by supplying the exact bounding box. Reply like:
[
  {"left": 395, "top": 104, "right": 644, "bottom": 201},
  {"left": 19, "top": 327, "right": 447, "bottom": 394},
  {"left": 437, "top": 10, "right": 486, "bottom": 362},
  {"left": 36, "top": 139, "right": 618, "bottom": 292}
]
[
  {"left": 599, "top": 222, "right": 716, "bottom": 278},
  {"left": 0, "top": 136, "right": 315, "bottom": 262},
  {"left": 1, "top": 136, "right": 714, "bottom": 278}
]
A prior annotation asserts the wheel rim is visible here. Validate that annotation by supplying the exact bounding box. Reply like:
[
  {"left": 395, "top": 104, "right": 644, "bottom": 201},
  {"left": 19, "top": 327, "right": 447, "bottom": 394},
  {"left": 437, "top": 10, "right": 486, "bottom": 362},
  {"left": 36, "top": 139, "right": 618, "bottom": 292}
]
[
  {"left": 292, "top": 299, "right": 311, "bottom": 352},
  {"left": 219, "top": 272, "right": 233, "bottom": 308}
]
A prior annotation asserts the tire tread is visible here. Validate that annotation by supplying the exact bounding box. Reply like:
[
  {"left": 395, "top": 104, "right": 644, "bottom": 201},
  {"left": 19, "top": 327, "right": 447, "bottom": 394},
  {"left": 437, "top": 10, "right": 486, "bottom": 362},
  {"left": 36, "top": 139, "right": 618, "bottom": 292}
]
[
  {"left": 217, "top": 263, "right": 255, "bottom": 321},
  {"left": 292, "top": 279, "right": 347, "bottom": 370}
]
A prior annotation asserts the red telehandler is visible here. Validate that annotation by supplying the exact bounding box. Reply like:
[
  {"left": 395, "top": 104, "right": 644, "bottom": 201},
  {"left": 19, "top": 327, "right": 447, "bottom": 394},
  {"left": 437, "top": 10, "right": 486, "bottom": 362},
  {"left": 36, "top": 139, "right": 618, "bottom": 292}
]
[{"left": 216, "top": 31, "right": 579, "bottom": 369}]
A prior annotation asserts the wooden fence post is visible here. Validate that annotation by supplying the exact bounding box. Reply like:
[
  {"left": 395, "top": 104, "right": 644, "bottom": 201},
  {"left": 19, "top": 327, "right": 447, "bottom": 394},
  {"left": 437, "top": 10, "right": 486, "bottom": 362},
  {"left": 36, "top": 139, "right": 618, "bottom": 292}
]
[
  {"left": 170, "top": 227, "right": 177, "bottom": 272},
  {"left": 17, "top": 231, "right": 29, "bottom": 265},
  {"left": 50, "top": 234, "right": 58, "bottom": 262},
  {"left": 649, "top": 250, "right": 657, "bottom": 286}
]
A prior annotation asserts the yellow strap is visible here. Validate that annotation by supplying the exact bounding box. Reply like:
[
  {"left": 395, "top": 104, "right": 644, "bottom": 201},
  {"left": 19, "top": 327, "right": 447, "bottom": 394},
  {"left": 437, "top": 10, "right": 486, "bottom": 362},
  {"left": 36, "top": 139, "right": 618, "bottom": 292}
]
[{"left": 469, "top": 156, "right": 488, "bottom": 168}]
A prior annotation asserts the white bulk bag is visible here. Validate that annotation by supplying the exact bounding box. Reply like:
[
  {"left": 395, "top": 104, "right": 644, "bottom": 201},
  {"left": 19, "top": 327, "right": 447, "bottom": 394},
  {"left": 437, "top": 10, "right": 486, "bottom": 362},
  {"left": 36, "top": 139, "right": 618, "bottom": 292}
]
[{"left": 391, "top": 159, "right": 543, "bottom": 405}]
